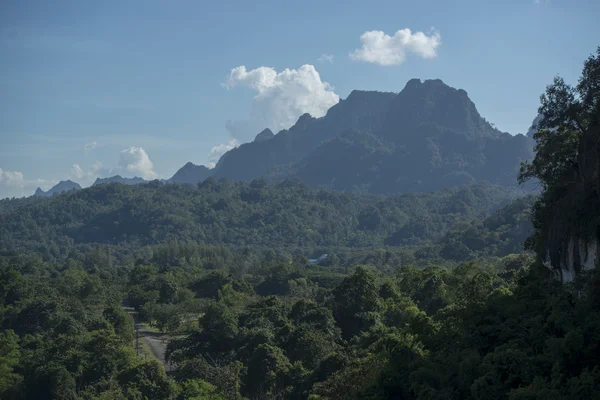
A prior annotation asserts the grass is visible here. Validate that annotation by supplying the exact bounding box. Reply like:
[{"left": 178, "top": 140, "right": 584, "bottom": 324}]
[
  {"left": 140, "top": 321, "right": 162, "bottom": 334},
  {"left": 136, "top": 337, "right": 158, "bottom": 362}
]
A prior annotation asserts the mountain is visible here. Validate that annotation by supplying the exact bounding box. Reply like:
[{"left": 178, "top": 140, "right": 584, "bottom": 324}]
[
  {"left": 168, "top": 162, "right": 212, "bottom": 185},
  {"left": 212, "top": 79, "right": 535, "bottom": 194},
  {"left": 211, "top": 90, "right": 397, "bottom": 181},
  {"left": 34, "top": 180, "right": 82, "bottom": 197},
  {"left": 92, "top": 175, "right": 146, "bottom": 186},
  {"left": 266, "top": 130, "right": 393, "bottom": 192},
  {"left": 254, "top": 128, "right": 274, "bottom": 142}
]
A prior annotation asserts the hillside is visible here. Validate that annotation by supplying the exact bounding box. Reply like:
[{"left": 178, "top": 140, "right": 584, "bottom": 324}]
[
  {"left": 211, "top": 90, "right": 398, "bottom": 182},
  {"left": 0, "top": 180, "right": 527, "bottom": 257}
]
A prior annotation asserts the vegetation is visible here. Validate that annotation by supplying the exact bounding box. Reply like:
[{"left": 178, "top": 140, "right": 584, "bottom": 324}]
[
  {"left": 519, "top": 47, "right": 600, "bottom": 275},
  {"left": 0, "top": 180, "right": 526, "bottom": 260},
  {"left": 1, "top": 49, "right": 598, "bottom": 399}
]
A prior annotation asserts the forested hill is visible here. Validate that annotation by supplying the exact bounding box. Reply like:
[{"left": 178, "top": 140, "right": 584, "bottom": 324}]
[
  {"left": 210, "top": 79, "right": 535, "bottom": 194},
  {"left": 0, "top": 179, "right": 527, "bottom": 257}
]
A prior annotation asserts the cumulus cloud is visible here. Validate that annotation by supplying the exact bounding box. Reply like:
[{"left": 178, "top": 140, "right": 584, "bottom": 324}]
[
  {"left": 70, "top": 161, "right": 107, "bottom": 186},
  {"left": 72, "top": 164, "right": 85, "bottom": 179},
  {"left": 0, "top": 167, "right": 56, "bottom": 198},
  {"left": 118, "top": 147, "right": 158, "bottom": 179},
  {"left": 0, "top": 168, "right": 24, "bottom": 184},
  {"left": 223, "top": 64, "right": 339, "bottom": 142},
  {"left": 317, "top": 54, "right": 334, "bottom": 63},
  {"left": 83, "top": 141, "right": 97, "bottom": 153},
  {"left": 207, "top": 139, "right": 240, "bottom": 168},
  {"left": 349, "top": 28, "right": 441, "bottom": 66}
]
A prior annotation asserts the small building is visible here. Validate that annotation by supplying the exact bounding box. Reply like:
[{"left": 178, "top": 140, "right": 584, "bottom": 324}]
[{"left": 309, "top": 254, "right": 328, "bottom": 264}]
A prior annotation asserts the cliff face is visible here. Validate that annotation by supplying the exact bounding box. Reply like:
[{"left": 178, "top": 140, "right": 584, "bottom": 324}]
[{"left": 540, "top": 123, "right": 600, "bottom": 283}]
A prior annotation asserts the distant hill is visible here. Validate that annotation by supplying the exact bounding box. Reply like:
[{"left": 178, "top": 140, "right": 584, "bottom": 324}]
[
  {"left": 212, "top": 79, "right": 535, "bottom": 194},
  {"left": 0, "top": 180, "right": 527, "bottom": 253},
  {"left": 92, "top": 175, "right": 146, "bottom": 186},
  {"left": 168, "top": 162, "right": 211, "bottom": 185},
  {"left": 34, "top": 180, "right": 82, "bottom": 197}
]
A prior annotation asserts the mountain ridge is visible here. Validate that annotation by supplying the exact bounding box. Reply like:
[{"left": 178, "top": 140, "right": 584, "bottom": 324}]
[
  {"left": 14, "top": 79, "right": 538, "bottom": 199},
  {"left": 34, "top": 180, "right": 82, "bottom": 197},
  {"left": 92, "top": 175, "right": 146, "bottom": 186},
  {"left": 212, "top": 78, "right": 535, "bottom": 194}
]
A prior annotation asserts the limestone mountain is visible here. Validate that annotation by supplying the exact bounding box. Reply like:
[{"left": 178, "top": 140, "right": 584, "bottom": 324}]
[
  {"left": 254, "top": 128, "right": 275, "bottom": 142},
  {"left": 225, "top": 79, "right": 535, "bottom": 194},
  {"left": 211, "top": 90, "right": 397, "bottom": 181},
  {"left": 168, "top": 162, "right": 211, "bottom": 185},
  {"left": 34, "top": 180, "right": 82, "bottom": 197}
]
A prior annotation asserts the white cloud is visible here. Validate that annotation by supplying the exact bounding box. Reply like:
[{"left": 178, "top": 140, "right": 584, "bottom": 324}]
[
  {"left": 0, "top": 167, "right": 56, "bottom": 198},
  {"left": 0, "top": 168, "right": 24, "bottom": 184},
  {"left": 118, "top": 147, "right": 158, "bottom": 180},
  {"left": 223, "top": 64, "right": 339, "bottom": 142},
  {"left": 317, "top": 54, "right": 334, "bottom": 63},
  {"left": 83, "top": 141, "right": 97, "bottom": 153},
  {"left": 208, "top": 139, "right": 240, "bottom": 167},
  {"left": 72, "top": 164, "right": 85, "bottom": 179},
  {"left": 70, "top": 161, "right": 107, "bottom": 186},
  {"left": 349, "top": 28, "right": 441, "bottom": 66}
]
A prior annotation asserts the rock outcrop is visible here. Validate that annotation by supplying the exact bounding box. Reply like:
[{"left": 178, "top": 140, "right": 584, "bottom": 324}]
[{"left": 539, "top": 123, "right": 600, "bottom": 283}]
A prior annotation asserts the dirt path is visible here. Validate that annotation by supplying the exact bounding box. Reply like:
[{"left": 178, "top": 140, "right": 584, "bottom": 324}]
[
  {"left": 123, "top": 306, "right": 172, "bottom": 371},
  {"left": 136, "top": 322, "right": 172, "bottom": 371}
]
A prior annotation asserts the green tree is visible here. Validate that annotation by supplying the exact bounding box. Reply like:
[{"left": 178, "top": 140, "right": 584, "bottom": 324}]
[
  {"left": 519, "top": 48, "right": 599, "bottom": 190},
  {"left": 332, "top": 267, "right": 382, "bottom": 339},
  {"left": 0, "top": 330, "right": 22, "bottom": 397}
]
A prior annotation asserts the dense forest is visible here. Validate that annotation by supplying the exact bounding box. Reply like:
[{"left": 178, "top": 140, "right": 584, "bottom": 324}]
[
  {"left": 0, "top": 180, "right": 529, "bottom": 261},
  {"left": 1, "top": 48, "right": 599, "bottom": 400}
]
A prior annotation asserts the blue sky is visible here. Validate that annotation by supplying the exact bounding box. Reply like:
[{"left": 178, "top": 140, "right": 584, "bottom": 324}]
[{"left": 1, "top": 0, "right": 598, "bottom": 198}]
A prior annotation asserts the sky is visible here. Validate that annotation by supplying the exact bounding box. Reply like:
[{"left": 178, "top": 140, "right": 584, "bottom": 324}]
[{"left": 1, "top": 0, "right": 599, "bottom": 198}]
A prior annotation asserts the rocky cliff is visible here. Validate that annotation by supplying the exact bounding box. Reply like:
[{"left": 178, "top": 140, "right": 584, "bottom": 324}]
[{"left": 539, "top": 117, "right": 600, "bottom": 283}]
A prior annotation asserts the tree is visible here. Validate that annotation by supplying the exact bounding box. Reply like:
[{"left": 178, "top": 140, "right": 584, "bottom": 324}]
[
  {"left": 177, "top": 378, "right": 227, "bottom": 400},
  {"left": 0, "top": 330, "right": 22, "bottom": 397},
  {"left": 244, "top": 344, "right": 293, "bottom": 398},
  {"left": 332, "top": 267, "right": 382, "bottom": 339},
  {"left": 519, "top": 47, "right": 600, "bottom": 190},
  {"left": 518, "top": 47, "right": 600, "bottom": 262},
  {"left": 118, "top": 360, "right": 177, "bottom": 400}
]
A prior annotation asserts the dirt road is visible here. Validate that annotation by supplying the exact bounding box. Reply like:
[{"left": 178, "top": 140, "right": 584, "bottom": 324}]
[{"left": 136, "top": 322, "right": 172, "bottom": 371}]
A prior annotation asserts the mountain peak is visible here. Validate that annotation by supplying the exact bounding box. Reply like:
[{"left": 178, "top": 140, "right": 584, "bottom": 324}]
[
  {"left": 254, "top": 128, "right": 274, "bottom": 142},
  {"left": 383, "top": 78, "right": 501, "bottom": 140},
  {"left": 168, "top": 162, "right": 211, "bottom": 185},
  {"left": 297, "top": 113, "right": 314, "bottom": 123},
  {"left": 402, "top": 78, "right": 455, "bottom": 91},
  {"left": 33, "top": 180, "right": 82, "bottom": 197}
]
